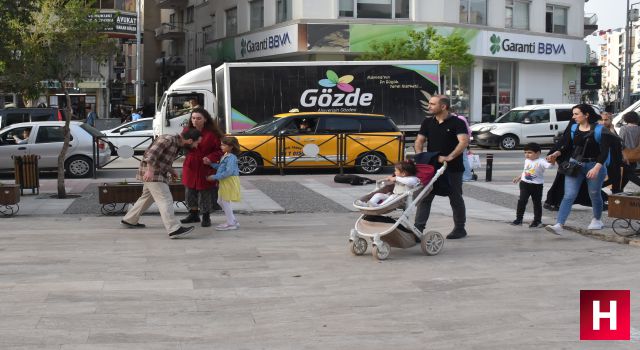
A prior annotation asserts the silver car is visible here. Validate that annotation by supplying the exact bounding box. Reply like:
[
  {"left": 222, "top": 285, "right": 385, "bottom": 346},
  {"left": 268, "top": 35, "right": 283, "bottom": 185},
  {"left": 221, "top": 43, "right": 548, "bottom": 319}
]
[
  {"left": 103, "top": 117, "right": 153, "bottom": 154},
  {"left": 0, "top": 121, "right": 111, "bottom": 178}
]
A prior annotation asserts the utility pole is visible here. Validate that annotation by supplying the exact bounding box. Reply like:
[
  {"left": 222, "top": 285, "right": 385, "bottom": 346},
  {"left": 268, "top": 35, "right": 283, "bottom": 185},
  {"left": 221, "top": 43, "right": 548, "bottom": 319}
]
[
  {"left": 135, "top": 0, "right": 142, "bottom": 109},
  {"left": 624, "top": 1, "right": 640, "bottom": 109}
]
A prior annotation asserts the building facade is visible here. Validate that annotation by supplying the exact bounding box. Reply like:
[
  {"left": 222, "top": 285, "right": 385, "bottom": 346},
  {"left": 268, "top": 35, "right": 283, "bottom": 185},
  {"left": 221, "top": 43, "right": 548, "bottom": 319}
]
[{"left": 152, "top": 0, "right": 593, "bottom": 122}]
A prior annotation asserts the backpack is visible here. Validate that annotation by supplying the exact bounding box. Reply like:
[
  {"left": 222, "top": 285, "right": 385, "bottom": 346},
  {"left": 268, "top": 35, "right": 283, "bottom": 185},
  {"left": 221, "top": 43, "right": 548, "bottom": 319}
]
[
  {"left": 570, "top": 123, "right": 610, "bottom": 166},
  {"left": 333, "top": 174, "right": 376, "bottom": 186}
]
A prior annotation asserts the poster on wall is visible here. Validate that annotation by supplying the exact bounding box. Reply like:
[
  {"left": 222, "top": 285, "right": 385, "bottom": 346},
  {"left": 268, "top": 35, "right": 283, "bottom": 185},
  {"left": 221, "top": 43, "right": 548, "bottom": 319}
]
[{"left": 581, "top": 66, "right": 602, "bottom": 90}]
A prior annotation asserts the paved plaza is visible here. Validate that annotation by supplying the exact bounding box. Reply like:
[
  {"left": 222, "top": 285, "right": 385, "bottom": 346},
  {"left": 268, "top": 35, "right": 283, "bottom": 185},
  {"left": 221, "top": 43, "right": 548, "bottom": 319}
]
[{"left": 1, "top": 175, "right": 640, "bottom": 348}]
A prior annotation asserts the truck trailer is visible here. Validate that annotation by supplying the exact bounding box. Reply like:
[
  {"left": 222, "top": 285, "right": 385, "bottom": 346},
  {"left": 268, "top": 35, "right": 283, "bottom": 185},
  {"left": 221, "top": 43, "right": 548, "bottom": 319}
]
[{"left": 153, "top": 61, "right": 440, "bottom": 137}]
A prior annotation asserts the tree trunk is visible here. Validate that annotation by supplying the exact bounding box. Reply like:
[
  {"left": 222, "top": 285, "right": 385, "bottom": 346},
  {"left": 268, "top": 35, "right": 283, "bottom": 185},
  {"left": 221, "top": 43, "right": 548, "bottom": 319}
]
[{"left": 56, "top": 88, "right": 73, "bottom": 198}]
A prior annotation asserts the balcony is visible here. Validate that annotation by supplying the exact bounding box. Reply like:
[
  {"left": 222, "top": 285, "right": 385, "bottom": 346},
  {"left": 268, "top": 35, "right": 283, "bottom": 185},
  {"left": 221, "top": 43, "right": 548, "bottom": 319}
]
[
  {"left": 155, "top": 24, "right": 185, "bottom": 41},
  {"left": 584, "top": 13, "right": 598, "bottom": 37},
  {"left": 155, "top": 0, "right": 187, "bottom": 9}
]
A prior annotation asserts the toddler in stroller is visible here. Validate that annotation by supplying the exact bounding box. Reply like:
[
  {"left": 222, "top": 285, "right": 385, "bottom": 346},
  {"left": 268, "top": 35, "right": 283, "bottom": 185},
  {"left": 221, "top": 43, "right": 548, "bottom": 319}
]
[
  {"left": 350, "top": 152, "right": 446, "bottom": 260},
  {"left": 355, "top": 160, "right": 421, "bottom": 207}
]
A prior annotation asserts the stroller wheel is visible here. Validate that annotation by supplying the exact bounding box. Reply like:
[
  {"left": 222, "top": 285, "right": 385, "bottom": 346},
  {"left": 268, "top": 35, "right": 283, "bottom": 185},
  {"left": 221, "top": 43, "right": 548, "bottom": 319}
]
[
  {"left": 421, "top": 231, "right": 444, "bottom": 256},
  {"left": 372, "top": 241, "right": 390, "bottom": 260},
  {"left": 350, "top": 238, "right": 368, "bottom": 256}
]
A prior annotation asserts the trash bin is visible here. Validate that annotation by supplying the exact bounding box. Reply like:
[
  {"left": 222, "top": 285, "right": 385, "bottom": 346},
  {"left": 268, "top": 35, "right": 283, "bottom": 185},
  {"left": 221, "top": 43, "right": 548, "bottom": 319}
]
[{"left": 13, "top": 155, "right": 40, "bottom": 195}]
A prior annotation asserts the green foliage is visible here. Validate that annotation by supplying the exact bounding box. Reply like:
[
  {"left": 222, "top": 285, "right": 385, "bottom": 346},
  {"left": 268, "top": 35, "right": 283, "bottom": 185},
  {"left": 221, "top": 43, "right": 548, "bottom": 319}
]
[
  {"left": 0, "top": 0, "right": 40, "bottom": 75},
  {"left": 2, "top": 0, "right": 117, "bottom": 100},
  {"left": 357, "top": 28, "right": 474, "bottom": 72},
  {"left": 358, "top": 28, "right": 440, "bottom": 61}
]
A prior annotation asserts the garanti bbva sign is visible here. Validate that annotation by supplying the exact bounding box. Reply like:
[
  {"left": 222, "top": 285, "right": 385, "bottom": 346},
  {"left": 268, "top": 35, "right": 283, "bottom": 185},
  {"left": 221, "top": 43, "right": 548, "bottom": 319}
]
[
  {"left": 235, "top": 24, "right": 298, "bottom": 60},
  {"left": 478, "top": 31, "right": 586, "bottom": 63}
]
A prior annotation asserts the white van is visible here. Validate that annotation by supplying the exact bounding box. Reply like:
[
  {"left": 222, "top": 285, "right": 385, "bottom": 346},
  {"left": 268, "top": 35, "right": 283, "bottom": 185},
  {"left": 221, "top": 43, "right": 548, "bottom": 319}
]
[
  {"left": 470, "top": 104, "right": 600, "bottom": 150},
  {"left": 612, "top": 100, "right": 640, "bottom": 133}
]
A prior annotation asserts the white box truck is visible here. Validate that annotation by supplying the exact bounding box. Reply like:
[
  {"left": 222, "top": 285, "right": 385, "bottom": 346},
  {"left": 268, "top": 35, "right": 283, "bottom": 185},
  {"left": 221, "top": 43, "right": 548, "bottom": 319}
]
[{"left": 153, "top": 61, "right": 440, "bottom": 136}]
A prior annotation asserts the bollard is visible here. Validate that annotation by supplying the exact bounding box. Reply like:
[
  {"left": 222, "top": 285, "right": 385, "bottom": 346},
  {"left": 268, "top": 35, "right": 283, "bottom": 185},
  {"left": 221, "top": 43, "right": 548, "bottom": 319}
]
[{"left": 485, "top": 153, "right": 493, "bottom": 182}]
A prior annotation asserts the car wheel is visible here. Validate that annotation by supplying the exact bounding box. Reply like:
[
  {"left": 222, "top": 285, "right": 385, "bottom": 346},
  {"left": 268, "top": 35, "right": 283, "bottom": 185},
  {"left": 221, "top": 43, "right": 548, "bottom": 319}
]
[
  {"left": 65, "top": 155, "right": 93, "bottom": 178},
  {"left": 499, "top": 135, "right": 519, "bottom": 150},
  {"left": 356, "top": 152, "right": 386, "bottom": 174},
  {"left": 238, "top": 153, "right": 262, "bottom": 175}
]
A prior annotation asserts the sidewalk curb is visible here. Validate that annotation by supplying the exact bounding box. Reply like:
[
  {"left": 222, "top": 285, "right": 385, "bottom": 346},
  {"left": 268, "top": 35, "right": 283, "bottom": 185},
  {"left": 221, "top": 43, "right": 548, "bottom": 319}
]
[{"left": 565, "top": 225, "right": 640, "bottom": 246}]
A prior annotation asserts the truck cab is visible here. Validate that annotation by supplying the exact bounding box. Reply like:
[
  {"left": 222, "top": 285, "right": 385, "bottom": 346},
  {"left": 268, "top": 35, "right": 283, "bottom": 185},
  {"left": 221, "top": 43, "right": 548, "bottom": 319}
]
[{"left": 153, "top": 65, "right": 215, "bottom": 136}]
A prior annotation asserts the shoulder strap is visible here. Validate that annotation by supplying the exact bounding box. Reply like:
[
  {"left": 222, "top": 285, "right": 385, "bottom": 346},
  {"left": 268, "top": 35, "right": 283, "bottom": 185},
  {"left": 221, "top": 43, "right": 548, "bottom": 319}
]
[
  {"left": 570, "top": 123, "right": 578, "bottom": 140},
  {"left": 594, "top": 124, "right": 603, "bottom": 143}
]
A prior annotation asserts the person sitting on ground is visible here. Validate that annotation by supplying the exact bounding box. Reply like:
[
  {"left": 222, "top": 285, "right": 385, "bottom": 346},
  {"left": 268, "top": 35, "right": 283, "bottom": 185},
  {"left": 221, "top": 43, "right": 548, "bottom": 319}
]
[
  {"left": 13, "top": 129, "right": 31, "bottom": 144},
  {"left": 361, "top": 160, "right": 420, "bottom": 207}
]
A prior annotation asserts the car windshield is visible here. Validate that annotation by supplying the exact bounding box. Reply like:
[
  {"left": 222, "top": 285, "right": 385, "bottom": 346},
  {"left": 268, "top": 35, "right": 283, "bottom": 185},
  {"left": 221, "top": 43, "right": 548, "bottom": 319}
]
[
  {"left": 494, "top": 110, "right": 530, "bottom": 123},
  {"left": 240, "top": 118, "right": 282, "bottom": 135}
]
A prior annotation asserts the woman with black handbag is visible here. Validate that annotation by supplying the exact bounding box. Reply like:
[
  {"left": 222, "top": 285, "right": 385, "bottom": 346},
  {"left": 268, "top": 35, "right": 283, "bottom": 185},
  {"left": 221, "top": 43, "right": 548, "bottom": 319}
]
[{"left": 544, "top": 104, "right": 613, "bottom": 235}]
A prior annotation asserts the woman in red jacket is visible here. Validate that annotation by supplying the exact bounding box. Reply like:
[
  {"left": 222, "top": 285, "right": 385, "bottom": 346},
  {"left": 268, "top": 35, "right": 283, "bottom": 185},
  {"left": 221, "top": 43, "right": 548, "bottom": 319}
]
[{"left": 180, "top": 107, "right": 224, "bottom": 227}]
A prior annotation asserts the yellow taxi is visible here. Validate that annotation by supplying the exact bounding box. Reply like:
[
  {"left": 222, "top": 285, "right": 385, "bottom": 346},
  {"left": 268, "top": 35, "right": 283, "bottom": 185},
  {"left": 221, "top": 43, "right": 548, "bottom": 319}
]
[{"left": 233, "top": 112, "right": 403, "bottom": 175}]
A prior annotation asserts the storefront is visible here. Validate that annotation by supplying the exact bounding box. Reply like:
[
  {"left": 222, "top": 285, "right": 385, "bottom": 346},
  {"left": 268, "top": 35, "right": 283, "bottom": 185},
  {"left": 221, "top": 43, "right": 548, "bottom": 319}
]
[{"left": 206, "top": 23, "right": 587, "bottom": 122}]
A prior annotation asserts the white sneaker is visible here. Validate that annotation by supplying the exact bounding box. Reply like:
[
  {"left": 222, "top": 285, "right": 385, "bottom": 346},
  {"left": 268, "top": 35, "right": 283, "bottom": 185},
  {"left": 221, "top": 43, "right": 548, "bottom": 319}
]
[
  {"left": 587, "top": 219, "right": 604, "bottom": 230},
  {"left": 545, "top": 223, "right": 564, "bottom": 235}
]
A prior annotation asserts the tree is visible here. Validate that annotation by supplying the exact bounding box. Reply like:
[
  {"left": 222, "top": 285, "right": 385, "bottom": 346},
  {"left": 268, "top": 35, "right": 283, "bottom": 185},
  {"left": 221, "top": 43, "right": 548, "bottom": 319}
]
[
  {"left": 432, "top": 33, "right": 475, "bottom": 95},
  {"left": 0, "top": 0, "right": 40, "bottom": 74},
  {"left": 357, "top": 28, "right": 474, "bottom": 110},
  {"left": 358, "top": 28, "right": 441, "bottom": 61},
  {"left": 20, "top": 0, "right": 117, "bottom": 197}
]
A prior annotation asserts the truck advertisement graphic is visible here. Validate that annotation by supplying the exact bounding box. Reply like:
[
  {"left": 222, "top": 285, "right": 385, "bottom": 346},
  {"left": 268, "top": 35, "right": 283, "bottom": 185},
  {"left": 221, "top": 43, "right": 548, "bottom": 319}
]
[{"left": 215, "top": 61, "right": 440, "bottom": 133}]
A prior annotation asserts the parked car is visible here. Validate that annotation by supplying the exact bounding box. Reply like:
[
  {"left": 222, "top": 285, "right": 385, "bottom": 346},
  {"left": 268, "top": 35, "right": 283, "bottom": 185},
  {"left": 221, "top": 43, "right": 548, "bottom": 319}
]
[
  {"left": 0, "top": 121, "right": 110, "bottom": 178},
  {"left": 234, "top": 112, "right": 403, "bottom": 175},
  {"left": 103, "top": 117, "right": 154, "bottom": 155},
  {"left": 470, "top": 104, "right": 602, "bottom": 150}
]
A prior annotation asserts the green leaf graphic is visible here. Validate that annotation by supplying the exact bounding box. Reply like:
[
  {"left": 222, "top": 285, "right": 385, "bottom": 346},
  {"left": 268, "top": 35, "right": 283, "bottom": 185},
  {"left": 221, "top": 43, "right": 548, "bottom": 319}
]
[{"left": 326, "top": 70, "right": 339, "bottom": 83}]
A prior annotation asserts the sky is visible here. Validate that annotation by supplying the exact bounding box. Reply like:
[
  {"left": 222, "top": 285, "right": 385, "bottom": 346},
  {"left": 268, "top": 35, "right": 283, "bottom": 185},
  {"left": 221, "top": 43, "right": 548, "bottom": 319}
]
[{"left": 584, "top": 0, "right": 627, "bottom": 47}]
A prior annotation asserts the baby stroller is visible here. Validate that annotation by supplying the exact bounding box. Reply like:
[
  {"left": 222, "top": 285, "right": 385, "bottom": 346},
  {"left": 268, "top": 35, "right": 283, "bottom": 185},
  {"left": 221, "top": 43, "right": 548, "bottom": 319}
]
[{"left": 349, "top": 153, "right": 446, "bottom": 260}]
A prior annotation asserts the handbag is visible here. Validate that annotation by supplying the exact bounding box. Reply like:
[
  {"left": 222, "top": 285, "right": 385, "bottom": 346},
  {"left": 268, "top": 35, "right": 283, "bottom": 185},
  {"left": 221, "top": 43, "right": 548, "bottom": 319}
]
[
  {"left": 557, "top": 160, "right": 582, "bottom": 177},
  {"left": 557, "top": 132, "right": 592, "bottom": 177},
  {"left": 622, "top": 144, "right": 640, "bottom": 163}
]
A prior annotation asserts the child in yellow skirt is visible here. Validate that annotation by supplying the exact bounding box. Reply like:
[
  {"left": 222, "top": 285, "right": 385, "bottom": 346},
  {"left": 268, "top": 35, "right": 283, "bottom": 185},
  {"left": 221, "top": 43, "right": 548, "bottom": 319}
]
[{"left": 205, "top": 136, "right": 241, "bottom": 230}]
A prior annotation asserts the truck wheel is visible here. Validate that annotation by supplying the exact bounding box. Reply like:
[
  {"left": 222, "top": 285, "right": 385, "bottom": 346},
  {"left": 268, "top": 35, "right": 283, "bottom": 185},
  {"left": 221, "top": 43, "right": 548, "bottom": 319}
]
[
  {"left": 65, "top": 155, "right": 93, "bottom": 178},
  {"left": 499, "top": 135, "right": 519, "bottom": 150},
  {"left": 356, "top": 152, "right": 386, "bottom": 174},
  {"left": 238, "top": 153, "right": 262, "bottom": 175}
]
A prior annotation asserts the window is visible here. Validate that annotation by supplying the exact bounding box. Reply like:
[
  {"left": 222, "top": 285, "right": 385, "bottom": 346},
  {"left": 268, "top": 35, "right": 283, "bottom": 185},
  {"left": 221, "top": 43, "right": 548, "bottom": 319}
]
[
  {"left": 555, "top": 108, "right": 572, "bottom": 121},
  {"left": 318, "top": 117, "right": 361, "bottom": 133},
  {"left": 250, "top": 0, "right": 264, "bottom": 30},
  {"left": 169, "top": 13, "right": 176, "bottom": 26},
  {"left": 526, "top": 109, "right": 550, "bottom": 124},
  {"left": 525, "top": 98, "right": 544, "bottom": 105},
  {"left": 203, "top": 24, "right": 215, "bottom": 43},
  {"left": 185, "top": 6, "right": 194, "bottom": 24},
  {"left": 360, "top": 118, "right": 398, "bottom": 132},
  {"left": 505, "top": 0, "right": 529, "bottom": 30},
  {"left": 460, "top": 0, "right": 487, "bottom": 25},
  {"left": 36, "top": 126, "right": 69, "bottom": 143},
  {"left": 338, "top": 0, "right": 408, "bottom": 19},
  {"left": 546, "top": 5, "right": 567, "bottom": 34},
  {"left": 225, "top": 7, "right": 237, "bottom": 36},
  {"left": 276, "top": 0, "right": 292, "bottom": 22}
]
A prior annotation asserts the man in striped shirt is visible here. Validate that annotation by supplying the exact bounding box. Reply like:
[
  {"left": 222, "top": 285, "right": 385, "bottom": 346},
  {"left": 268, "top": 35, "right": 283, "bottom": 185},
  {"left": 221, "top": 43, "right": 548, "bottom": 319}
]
[{"left": 122, "top": 128, "right": 202, "bottom": 239}]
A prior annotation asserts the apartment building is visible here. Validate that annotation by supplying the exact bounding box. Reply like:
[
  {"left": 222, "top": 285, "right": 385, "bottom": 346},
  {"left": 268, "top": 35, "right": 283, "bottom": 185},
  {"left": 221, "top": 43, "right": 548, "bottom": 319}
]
[{"left": 152, "top": 0, "right": 595, "bottom": 122}]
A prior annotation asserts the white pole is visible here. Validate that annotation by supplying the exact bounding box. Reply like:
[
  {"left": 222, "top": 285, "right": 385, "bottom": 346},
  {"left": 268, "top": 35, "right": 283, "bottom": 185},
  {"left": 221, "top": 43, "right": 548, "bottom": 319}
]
[{"left": 135, "top": 0, "right": 142, "bottom": 109}]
